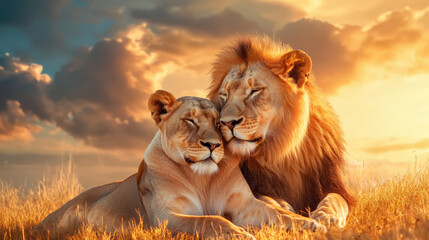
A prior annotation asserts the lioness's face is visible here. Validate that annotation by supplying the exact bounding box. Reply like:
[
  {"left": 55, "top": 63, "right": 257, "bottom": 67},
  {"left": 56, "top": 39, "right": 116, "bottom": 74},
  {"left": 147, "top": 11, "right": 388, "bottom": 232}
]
[
  {"left": 216, "top": 62, "right": 308, "bottom": 156},
  {"left": 149, "top": 91, "right": 224, "bottom": 175}
]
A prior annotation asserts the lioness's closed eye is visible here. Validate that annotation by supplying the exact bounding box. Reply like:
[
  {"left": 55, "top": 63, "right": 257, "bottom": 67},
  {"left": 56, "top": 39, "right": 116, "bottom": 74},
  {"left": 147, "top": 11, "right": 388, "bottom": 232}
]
[{"left": 138, "top": 90, "right": 325, "bottom": 238}]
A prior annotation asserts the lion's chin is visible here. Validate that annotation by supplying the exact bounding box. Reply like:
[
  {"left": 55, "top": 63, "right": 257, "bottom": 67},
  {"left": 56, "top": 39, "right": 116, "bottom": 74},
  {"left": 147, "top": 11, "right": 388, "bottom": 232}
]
[
  {"left": 227, "top": 138, "right": 258, "bottom": 156},
  {"left": 189, "top": 160, "right": 219, "bottom": 175}
]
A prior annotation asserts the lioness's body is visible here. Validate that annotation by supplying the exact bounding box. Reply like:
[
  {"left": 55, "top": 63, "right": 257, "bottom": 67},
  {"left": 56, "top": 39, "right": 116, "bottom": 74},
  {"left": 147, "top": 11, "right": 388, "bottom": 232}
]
[
  {"left": 139, "top": 92, "right": 323, "bottom": 238},
  {"left": 38, "top": 174, "right": 148, "bottom": 235},
  {"left": 140, "top": 131, "right": 321, "bottom": 238}
]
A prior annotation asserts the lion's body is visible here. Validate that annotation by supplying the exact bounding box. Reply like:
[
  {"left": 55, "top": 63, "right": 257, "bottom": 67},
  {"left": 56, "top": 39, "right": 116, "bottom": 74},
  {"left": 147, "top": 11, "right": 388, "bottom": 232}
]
[
  {"left": 240, "top": 83, "right": 351, "bottom": 212},
  {"left": 38, "top": 173, "right": 148, "bottom": 235},
  {"left": 208, "top": 35, "right": 353, "bottom": 227}
]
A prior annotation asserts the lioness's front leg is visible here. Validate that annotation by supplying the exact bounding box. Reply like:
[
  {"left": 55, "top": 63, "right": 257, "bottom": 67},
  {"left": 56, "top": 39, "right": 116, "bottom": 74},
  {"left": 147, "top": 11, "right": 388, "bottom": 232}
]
[
  {"left": 310, "top": 193, "right": 349, "bottom": 228},
  {"left": 227, "top": 195, "right": 325, "bottom": 232},
  {"left": 163, "top": 213, "right": 254, "bottom": 239},
  {"left": 258, "top": 195, "right": 296, "bottom": 213},
  {"left": 146, "top": 194, "right": 254, "bottom": 239}
]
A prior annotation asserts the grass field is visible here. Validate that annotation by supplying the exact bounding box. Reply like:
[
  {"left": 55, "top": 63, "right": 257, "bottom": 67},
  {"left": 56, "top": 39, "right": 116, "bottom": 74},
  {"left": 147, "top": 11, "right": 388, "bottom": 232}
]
[{"left": 1, "top": 160, "right": 429, "bottom": 240}]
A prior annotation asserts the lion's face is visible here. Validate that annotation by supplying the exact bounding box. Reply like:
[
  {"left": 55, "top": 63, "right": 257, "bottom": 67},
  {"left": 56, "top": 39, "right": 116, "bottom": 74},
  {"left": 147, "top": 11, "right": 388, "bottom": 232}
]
[
  {"left": 149, "top": 91, "right": 224, "bottom": 175},
  {"left": 216, "top": 61, "right": 310, "bottom": 157},
  {"left": 217, "top": 62, "right": 277, "bottom": 155}
]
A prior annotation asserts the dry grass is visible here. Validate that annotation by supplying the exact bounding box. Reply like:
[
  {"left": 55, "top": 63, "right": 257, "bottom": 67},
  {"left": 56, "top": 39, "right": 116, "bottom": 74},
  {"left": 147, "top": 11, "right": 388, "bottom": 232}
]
[{"left": 1, "top": 161, "right": 429, "bottom": 240}]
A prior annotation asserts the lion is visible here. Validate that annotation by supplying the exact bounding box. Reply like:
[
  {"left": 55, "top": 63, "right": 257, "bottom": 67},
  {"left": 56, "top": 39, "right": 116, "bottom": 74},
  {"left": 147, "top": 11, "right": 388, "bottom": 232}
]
[
  {"left": 138, "top": 90, "right": 324, "bottom": 238},
  {"left": 207, "top": 35, "right": 354, "bottom": 228},
  {"left": 38, "top": 90, "right": 324, "bottom": 238}
]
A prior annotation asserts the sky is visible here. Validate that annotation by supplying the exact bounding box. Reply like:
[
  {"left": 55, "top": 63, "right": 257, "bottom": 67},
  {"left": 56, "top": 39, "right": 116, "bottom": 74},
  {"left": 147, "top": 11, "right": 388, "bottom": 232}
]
[{"left": 1, "top": 0, "right": 428, "bottom": 189}]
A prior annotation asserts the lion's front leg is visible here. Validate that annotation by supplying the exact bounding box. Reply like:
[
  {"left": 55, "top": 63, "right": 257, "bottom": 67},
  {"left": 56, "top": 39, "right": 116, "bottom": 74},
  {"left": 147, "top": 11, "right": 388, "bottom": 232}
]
[{"left": 310, "top": 193, "right": 349, "bottom": 228}]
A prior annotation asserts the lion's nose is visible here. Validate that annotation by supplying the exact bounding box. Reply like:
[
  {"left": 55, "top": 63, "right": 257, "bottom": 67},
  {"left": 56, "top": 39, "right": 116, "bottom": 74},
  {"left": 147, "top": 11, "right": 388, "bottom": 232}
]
[
  {"left": 200, "top": 141, "right": 221, "bottom": 152},
  {"left": 220, "top": 117, "right": 243, "bottom": 130}
]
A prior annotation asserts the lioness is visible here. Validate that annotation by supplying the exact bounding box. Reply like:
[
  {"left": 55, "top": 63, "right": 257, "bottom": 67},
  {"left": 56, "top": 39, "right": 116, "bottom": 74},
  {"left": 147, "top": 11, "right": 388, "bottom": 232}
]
[{"left": 138, "top": 90, "right": 324, "bottom": 238}]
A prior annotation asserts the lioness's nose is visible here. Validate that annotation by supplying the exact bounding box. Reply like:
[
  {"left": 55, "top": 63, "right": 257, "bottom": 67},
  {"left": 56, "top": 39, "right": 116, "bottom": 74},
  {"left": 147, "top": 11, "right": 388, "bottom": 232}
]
[
  {"left": 221, "top": 117, "right": 243, "bottom": 130},
  {"left": 200, "top": 141, "right": 221, "bottom": 152}
]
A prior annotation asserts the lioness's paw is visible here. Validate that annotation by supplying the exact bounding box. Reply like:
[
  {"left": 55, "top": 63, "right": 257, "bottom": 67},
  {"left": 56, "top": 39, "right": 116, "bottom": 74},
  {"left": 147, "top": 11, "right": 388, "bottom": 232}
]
[
  {"left": 278, "top": 200, "right": 296, "bottom": 213},
  {"left": 216, "top": 225, "right": 254, "bottom": 239},
  {"left": 229, "top": 226, "right": 255, "bottom": 239}
]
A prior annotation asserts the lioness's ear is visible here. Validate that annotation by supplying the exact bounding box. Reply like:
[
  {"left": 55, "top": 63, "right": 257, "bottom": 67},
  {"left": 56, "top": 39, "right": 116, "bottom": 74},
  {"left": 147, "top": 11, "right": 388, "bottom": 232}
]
[
  {"left": 270, "top": 50, "right": 312, "bottom": 88},
  {"left": 148, "top": 90, "right": 176, "bottom": 125}
]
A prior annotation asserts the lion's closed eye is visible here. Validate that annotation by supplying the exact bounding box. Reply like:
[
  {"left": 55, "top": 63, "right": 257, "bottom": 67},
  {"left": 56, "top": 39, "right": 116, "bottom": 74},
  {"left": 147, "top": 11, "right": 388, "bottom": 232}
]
[
  {"left": 183, "top": 119, "right": 196, "bottom": 127},
  {"left": 248, "top": 88, "right": 264, "bottom": 99}
]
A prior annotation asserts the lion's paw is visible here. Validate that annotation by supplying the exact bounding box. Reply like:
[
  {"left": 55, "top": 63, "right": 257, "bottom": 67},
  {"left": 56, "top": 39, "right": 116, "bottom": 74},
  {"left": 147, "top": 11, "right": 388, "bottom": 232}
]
[
  {"left": 310, "top": 193, "right": 348, "bottom": 228},
  {"left": 310, "top": 209, "right": 346, "bottom": 228},
  {"left": 302, "top": 219, "right": 327, "bottom": 232},
  {"left": 283, "top": 218, "right": 327, "bottom": 232}
]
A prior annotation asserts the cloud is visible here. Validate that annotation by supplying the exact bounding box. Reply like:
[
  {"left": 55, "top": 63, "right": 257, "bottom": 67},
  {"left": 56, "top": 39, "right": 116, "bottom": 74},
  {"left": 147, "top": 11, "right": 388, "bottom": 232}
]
[
  {"left": 0, "top": 0, "right": 305, "bottom": 61},
  {"left": 130, "top": 8, "right": 263, "bottom": 37},
  {"left": 0, "top": 22, "right": 222, "bottom": 150},
  {"left": 363, "top": 138, "right": 429, "bottom": 154},
  {"left": 47, "top": 30, "right": 173, "bottom": 149},
  {"left": 0, "top": 0, "right": 72, "bottom": 56},
  {"left": 305, "top": 0, "right": 429, "bottom": 25},
  {"left": 114, "top": 23, "right": 232, "bottom": 98},
  {"left": 0, "top": 0, "right": 134, "bottom": 57},
  {"left": 229, "top": 0, "right": 306, "bottom": 30},
  {"left": 276, "top": 7, "right": 429, "bottom": 93},
  {"left": 0, "top": 27, "right": 176, "bottom": 149},
  {"left": 277, "top": 19, "right": 357, "bottom": 93},
  {"left": 0, "top": 100, "right": 41, "bottom": 142},
  {"left": 358, "top": 7, "right": 429, "bottom": 76},
  {"left": 48, "top": 38, "right": 155, "bottom": 120},
  {"left": 0, "top": 54, "right": 52, "bottom": 142},
  {"left": 0, "top": 53, "right": 54, "bottom": 121},
  {"left": 0, "top": 0, "right": 70, "bottom": 26},
  {"left": 128, "top": 0, "right": 307, "bottom": 35}
]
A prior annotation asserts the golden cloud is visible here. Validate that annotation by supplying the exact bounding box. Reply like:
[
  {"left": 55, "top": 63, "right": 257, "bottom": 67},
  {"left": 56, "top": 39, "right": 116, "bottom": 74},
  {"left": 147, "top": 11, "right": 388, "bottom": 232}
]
[
  {"left": 276, "top": 7, "right": 429, "bottom": 93},
  {"left": 0, "top": 100, "right": 41, "bottom": 142},
  {"left": 363, "top": 138, "right": 429, "bottom": 154}
]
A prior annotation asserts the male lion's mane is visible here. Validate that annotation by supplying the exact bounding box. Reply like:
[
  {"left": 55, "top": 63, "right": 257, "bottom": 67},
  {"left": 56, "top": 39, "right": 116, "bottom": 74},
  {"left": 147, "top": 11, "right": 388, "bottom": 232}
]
[{"left": 207, "top": 35, "right": 354, "bottom": 214}]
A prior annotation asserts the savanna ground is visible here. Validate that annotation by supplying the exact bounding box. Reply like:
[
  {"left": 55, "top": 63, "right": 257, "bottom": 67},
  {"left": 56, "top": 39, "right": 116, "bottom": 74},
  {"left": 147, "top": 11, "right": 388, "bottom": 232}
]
[{"left": 1, "top": 160, "right": 429, "bottom": 240}]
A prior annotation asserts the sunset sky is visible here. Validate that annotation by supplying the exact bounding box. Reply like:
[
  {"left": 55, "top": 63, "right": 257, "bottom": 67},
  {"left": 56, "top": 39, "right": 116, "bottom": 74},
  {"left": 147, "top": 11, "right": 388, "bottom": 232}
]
[{"left": 1, "top": 0, "right": 428, "bottom": 188}]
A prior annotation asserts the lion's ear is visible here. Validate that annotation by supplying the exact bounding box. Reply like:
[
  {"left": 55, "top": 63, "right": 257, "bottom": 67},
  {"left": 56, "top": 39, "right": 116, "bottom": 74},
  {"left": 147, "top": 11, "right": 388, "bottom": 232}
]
[
  {"left": 148, "top": 90, "right": 177, "bottom": 125},
  {"left": 270, "top": 50, "right": 312, "bottom": 88}
]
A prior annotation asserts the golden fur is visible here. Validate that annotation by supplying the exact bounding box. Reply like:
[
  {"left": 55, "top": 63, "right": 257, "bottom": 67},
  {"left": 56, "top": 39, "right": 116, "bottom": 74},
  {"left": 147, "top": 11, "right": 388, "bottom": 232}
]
[
  {"left": 207, "top": 35, "right": 353, "bottom": 228},
  {"left": 138, "top": 90, "right": 325, "bottom": 238}
]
